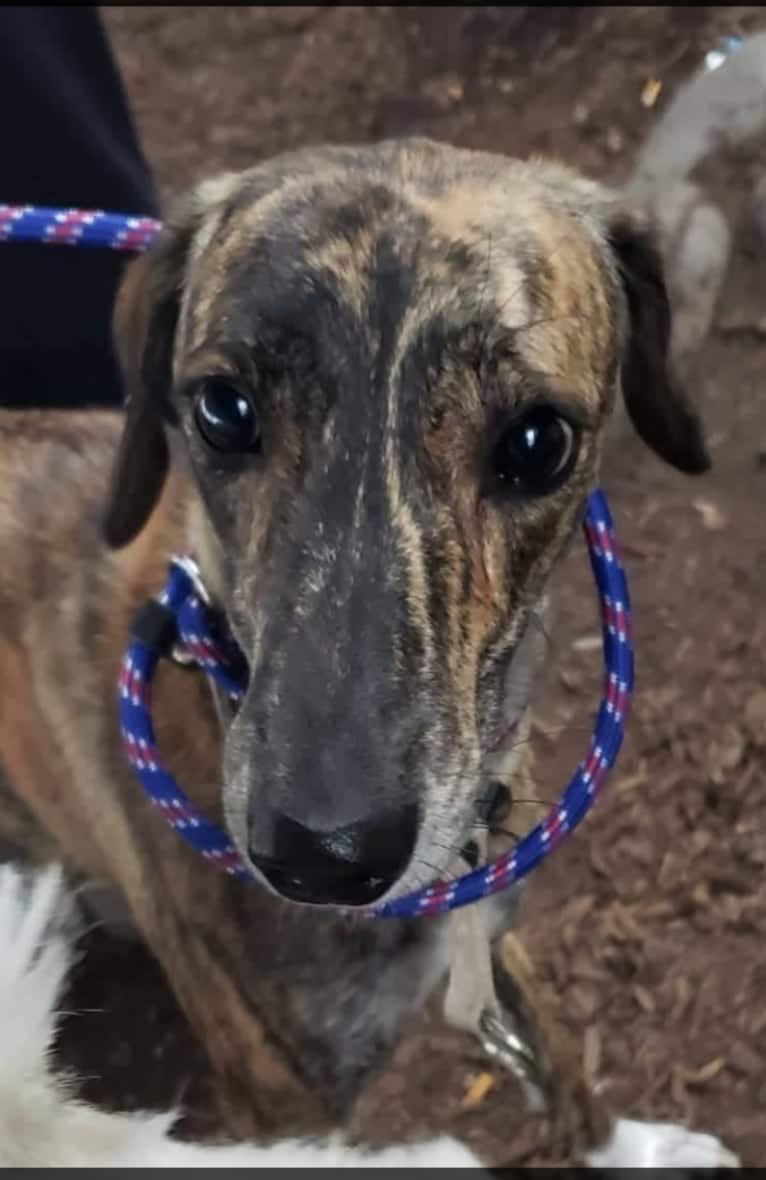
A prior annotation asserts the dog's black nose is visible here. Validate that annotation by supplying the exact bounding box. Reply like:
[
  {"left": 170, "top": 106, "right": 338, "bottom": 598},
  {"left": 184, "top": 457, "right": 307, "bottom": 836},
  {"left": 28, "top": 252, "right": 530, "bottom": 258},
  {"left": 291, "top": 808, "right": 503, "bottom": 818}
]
[{"left": 249, "top": 805, "right": 418, "bottom": 907}]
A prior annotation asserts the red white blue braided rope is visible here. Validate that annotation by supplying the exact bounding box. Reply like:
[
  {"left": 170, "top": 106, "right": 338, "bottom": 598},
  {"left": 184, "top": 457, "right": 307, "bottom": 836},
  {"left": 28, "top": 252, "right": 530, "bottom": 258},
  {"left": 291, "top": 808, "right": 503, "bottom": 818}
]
[
  {"left": 118, "top": 490, "right": 633, "bottom": 919},
  {"left": 0, "top": 204, "right": 161, "bottom": 250},
  {"left": 0, "top": 201, "right": 634, "bottom": 917}
]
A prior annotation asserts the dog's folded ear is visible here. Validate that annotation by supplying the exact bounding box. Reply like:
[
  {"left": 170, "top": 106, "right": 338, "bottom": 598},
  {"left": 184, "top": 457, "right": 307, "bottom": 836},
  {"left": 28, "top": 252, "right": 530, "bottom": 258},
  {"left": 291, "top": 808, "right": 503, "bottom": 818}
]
[
  {"left": 103, "top": 208, "right": 198, "bottom": 549},
  {"left": 607, "top": 206, "right": 710, "bottom": 475}
]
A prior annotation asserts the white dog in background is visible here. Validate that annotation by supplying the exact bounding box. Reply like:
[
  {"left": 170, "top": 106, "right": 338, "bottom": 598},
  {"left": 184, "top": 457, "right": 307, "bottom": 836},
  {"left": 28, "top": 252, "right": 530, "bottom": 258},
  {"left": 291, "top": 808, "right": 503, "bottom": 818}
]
[{"left": 0, "top": 862, "right": 739, "bottom": 1169}]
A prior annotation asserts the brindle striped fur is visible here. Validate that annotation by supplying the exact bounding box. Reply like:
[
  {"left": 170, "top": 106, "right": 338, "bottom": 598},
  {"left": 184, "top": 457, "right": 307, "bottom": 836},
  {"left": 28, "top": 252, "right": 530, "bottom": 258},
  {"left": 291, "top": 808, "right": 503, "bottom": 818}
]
[{"left": 0, "top": 139, "right": 707, "bottom": 1148}]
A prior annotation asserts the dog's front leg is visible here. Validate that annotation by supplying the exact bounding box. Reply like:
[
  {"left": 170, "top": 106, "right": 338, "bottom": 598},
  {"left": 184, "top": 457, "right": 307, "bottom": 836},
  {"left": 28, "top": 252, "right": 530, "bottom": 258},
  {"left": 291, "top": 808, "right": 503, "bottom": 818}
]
[{"left": 489, "top": 933, "right": 740, "bottom": 1170}]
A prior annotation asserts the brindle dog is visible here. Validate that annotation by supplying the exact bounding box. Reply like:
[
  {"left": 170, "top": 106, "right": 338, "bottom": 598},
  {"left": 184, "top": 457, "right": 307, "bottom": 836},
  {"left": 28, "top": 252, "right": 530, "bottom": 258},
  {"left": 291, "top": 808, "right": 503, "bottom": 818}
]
[{"left": 0, "top": 139, "right": 708, "bottom": 1152}]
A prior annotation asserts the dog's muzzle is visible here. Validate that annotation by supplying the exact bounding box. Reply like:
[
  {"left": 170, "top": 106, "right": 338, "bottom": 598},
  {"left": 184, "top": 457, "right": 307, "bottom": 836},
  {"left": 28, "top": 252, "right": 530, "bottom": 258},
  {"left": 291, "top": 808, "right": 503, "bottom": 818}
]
[{"left": 118, "top": 489, "right": 633, "bottom": 919}]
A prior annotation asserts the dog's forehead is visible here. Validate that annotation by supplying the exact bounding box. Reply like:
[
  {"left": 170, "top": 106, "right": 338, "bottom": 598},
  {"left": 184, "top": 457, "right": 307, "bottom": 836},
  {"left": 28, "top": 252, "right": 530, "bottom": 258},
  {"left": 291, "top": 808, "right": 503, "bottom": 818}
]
[{"left": 177, "top": 144, "right": 620, "bottom": 402}]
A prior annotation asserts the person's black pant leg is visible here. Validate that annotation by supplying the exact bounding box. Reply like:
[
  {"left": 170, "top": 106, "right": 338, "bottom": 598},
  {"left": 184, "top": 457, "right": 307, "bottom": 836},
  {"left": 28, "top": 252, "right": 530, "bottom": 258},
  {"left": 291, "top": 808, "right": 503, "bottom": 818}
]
[{"left": 0, "top": 6, "right": 158, "bottom": 409}]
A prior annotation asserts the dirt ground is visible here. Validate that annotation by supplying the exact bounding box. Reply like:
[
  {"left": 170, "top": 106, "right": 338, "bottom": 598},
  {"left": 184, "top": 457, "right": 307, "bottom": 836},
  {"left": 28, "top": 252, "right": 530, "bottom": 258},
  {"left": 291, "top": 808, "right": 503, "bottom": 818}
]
[{"left": 54, "top": 5, "right": 766, "bottom": 1166}]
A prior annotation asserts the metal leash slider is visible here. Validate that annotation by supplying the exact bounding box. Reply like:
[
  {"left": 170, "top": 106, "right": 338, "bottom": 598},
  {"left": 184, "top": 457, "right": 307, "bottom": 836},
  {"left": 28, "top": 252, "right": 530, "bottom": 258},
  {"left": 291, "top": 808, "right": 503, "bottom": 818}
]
[
  {"left": 443, "top": 831, "right": 547, "bottom": 1112},
  {"left": 477, "top": 1007, "right": 546, "bottom": 1113}
]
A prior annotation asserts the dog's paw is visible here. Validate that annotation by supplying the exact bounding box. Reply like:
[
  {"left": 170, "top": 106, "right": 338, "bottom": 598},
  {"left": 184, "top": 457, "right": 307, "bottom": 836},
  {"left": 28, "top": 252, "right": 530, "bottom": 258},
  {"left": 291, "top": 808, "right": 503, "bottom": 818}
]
[
  {"left": 358, "top": 1135, "right": 486, "bottom": 1168},
  {"left": 0, "top": 862, "right": 74, "bottom": 1078},
  {"left": 585, "top": 1117, "right": 740, "bottom": 1170},
  {"left": 168, "top": 1132, "right": 489, "bottom": 1169},
  {"left": 0, "top": 860, "right": 70, "bottom": 968}
]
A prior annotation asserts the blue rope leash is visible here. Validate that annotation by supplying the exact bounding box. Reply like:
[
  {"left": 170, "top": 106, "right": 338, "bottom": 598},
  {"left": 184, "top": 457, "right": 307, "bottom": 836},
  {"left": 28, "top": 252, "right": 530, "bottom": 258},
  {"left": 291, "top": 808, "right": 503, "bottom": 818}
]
[
  {"left": 0, "top": 204, "right": 161, "bottom": 250},
  {"left": 119, "top": 491, "right": 633, "bottom": 919},
  {"left": 1, "top": 202, "right": 635, "bottom": 918}
]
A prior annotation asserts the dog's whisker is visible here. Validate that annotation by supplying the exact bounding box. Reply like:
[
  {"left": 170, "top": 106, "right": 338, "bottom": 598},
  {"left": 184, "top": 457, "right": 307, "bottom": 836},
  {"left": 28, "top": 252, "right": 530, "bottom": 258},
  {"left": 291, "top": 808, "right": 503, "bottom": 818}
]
[
  {"left": 429, "top": 837, "right": 464, "bottom": 857},
  {"left": 488, "top": 826, "right": 524, "bottom": 844},
  {"left": 525, "top": 609, "right": 557, "bottom": 653},
  {"left": 57, "top": 1006, "right": 108, "bottom": 1018},
  {"left": 501, "top": 722, "right": 598, "bottom": 747},
  {"left": 410, "top": 854, "right": 463, "bottom": 887},
  {"left": 171, "top": 1073, "right": 195, "bottom": 1111},
  {"left": 74, "top": 917, "right": 114, "bottom": 940}
]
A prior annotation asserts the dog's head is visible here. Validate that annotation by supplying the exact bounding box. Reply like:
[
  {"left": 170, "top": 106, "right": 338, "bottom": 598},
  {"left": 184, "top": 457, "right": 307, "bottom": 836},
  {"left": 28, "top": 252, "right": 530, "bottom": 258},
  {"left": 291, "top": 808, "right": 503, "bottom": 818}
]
[{"left": 105, "top": 139, "right": 708, "bottom": 909}]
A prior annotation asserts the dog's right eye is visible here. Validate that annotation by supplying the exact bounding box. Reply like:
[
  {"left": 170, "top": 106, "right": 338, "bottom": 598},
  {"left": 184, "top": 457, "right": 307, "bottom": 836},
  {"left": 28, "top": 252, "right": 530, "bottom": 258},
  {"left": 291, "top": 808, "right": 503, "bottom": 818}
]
[{"left": 193, "top": 381, "right": 261, "bottom": 454}]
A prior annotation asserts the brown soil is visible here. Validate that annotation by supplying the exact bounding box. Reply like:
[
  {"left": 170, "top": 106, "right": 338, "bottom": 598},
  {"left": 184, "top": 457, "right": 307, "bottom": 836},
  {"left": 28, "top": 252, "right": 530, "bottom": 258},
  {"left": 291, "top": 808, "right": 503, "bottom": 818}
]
[{"left": 55, "top": 6, "right": 766, "bottom": 1167}]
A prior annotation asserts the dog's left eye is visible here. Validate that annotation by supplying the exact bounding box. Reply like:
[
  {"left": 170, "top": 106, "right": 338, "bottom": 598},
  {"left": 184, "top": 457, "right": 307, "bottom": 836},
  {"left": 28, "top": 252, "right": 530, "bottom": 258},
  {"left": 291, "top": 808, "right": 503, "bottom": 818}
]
[
  {"left": 488, "top": 405, "right": 578, "bottom": 497},
  {"left": 193, "top": 381, "right": 261, "bottom": 454}
]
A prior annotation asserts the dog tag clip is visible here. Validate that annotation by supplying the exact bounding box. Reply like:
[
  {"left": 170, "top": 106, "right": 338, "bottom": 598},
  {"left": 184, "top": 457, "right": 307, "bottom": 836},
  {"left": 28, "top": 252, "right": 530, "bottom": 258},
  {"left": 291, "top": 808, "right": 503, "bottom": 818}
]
[
  {"left": 443, "top": 861, "right": 547, "bottom": 1113},
  {"left": 477, "top": 1007, "right": 546, "bottom": 1113}
]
